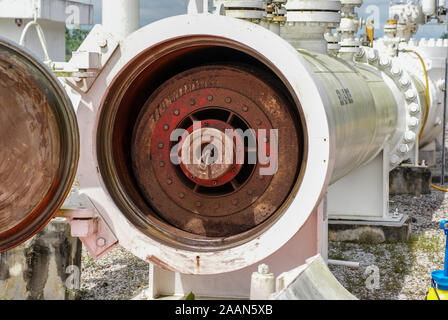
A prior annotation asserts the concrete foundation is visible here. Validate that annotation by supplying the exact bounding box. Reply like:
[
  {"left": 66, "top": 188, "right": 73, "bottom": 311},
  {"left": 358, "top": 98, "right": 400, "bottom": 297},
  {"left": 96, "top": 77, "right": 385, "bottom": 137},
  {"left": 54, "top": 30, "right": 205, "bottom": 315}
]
[
  {"left": 328, "top": 218, "right": 412, "bottom": 243},
  {"left": 389, "top": 166, "right": 432, "bottom": 196},
  {"left": 0, "top": 218, "right": 82, "bottom": 300}
]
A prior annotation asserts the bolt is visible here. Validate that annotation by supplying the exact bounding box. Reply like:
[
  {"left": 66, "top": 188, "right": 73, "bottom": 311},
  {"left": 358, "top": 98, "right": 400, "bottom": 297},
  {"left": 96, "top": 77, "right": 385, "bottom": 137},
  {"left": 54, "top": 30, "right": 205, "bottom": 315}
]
[
  {"left": 409, "top": 117, "right": 419, "bottom": 128},
  {"left": 404, "top": 131, "right": 416, "bottom": 143},
  {"left": 158, "top": 143, "right": 164, "bottom": 149},
  {"left": 167, "top": 178, "right": 173, "bottom": 185},
  {"left": 232, "top": 199, "right": 239, "bottom": 205},
  {"left": 160, "top": 161, "right": 165, "bottom": 167},
  {"left": 225, "top": 97, "right": 232, "bottom": 103},
  {"left": 163, "top": 124, "right": 170, "bottom": 131},
  {"left": 207, "top": 95, "right": 213, "bottom": 101},
  {"left": 408, "top": 103, "right": 420, "bottom": 114},
  {"left": 390, "top": 154, "right": 400, "bottom": 165},
  {"left": 174, "top": 109, "right": 180, "bottom": 116},
  {"left": 256, "top": 119, "right": 262, "bottom": 125},
  {"left": 391, "top": 66, "right": 402, "bottom": 77},
  {"left": 367, "top": 50, "right": 378, "bottom": 62},
  {"left": 399, "top": 144, "right": 410, "bottom": 154},
  {"left": 204, "top": 121, "right": 208, "bottom": 127},
  {"left": 97, "top": 38, "right": 108, "bottom": 48},
  {"left": 405, "top": 89, "right": 416, "bottom": 101},
  {"left": 96, "top": 237, "right": 106, "bottom": 248},
  {"left": 399, "top": 76, "right": 410, "bottom": 87},
  {"left": 190, "top": 99, "right": 196, "bottom": 106},
  {"left": 379, "top": 57, "right": 391, "bottom": 67},
  {"left": 213, "top": 180, "right": 217, "bottom": 185},
  {"left": 258, "top": 264, "right": 270, "bottom": 274},
  {"left": 242, "top": 105, "right": 249, "bottom": 112},
  {"left": 179, "top": 192, "right": 185, "bottom": 199},
  {"left": 232, "top": 168, "right": 237, "bottom": 174},
  {"left": 247, "top": 189, "right": 253, "bottom": 196},
  {"left": 196, "top": 201, "right": 202, "bottom": 207}
]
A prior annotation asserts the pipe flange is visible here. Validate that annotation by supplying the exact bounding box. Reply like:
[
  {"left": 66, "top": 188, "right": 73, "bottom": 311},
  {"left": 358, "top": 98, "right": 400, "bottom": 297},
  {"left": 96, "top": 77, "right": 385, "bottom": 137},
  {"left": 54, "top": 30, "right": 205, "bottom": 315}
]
[
  {"left": 285, "top": 0, "right": 341, "bottom": 27},
  {"left": 220, "top": 0, "right": 267, "bottom": 20},
  {"left": 355, "top": 47, "right": 423, "bottom": 167},
  {"left": 339, "top": 38, "right": 361, "bottom": 53}
]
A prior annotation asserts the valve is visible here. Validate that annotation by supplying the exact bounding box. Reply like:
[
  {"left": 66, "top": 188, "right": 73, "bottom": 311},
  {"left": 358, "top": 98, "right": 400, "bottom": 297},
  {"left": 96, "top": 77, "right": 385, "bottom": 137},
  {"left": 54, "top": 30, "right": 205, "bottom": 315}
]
[{"left": 366, "top": 19, "right": 374, "bottom": 47}]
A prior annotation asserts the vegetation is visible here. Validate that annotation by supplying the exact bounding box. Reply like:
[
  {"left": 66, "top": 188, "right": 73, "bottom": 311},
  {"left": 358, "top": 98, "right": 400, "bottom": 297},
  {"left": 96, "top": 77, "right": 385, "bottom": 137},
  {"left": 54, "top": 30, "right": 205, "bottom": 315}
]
[{"left": 65, "top": 27, "right": 90, "bottom": 61}]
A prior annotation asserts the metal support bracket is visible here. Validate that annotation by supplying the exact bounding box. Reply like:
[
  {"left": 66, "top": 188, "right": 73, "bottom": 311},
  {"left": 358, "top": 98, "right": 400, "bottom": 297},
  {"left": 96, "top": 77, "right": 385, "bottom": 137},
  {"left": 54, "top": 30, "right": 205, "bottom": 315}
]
[
  {"left": 55, "top": 24, "right": 119, "bottom": 93},
  {"left": 327, "top": 150, "right": 408, "bottom": 225},
  {"left": 58, "top": 193, "right": 118, "bottom": 259}
]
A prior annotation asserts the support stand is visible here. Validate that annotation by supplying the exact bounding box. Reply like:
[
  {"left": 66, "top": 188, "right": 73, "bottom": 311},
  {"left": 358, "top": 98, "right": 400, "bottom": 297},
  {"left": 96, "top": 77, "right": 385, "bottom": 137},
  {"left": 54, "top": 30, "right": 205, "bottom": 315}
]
[
  {"left": 137, "top": 201, "right": 327, "bottom": 300},
  {"left": 327, "top": 151, "right": 410, "bottom": 242}
]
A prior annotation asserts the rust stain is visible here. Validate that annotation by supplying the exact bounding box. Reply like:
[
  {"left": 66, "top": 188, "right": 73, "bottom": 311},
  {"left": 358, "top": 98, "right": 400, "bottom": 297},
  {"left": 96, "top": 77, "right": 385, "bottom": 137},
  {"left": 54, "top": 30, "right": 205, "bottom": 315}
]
[
  {"left": 0, "top": 45, "right": 71, "bottom": 251},
  {"left": 196, "top": 255, "right": 200, "bottom": 272}
]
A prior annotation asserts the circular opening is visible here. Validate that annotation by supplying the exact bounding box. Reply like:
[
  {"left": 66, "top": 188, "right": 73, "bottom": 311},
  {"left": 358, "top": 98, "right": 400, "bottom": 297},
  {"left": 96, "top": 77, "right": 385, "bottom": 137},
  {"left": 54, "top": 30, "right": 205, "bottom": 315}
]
[
  {"left": 0, "top": 39, "right": 78, "bottom": 252},
  {"left": 97, "top": 36, "right": 306, "bottom": 251}
]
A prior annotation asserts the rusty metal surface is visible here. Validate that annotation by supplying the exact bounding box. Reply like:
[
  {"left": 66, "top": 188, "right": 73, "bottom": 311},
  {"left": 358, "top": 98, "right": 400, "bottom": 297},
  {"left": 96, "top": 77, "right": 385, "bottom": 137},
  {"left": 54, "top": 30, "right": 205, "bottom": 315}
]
[
  {"left": 131, "top": 65, "right": 301, "bottom": 237},
  {"left": 0, "top": 38, "right": 79, "bottom": 252},
  {"left": 96, "top": 38, "right": 306, "bottom": 250},
  {"left": 177, "top": 120, "right": 244, "bottom": 187}
]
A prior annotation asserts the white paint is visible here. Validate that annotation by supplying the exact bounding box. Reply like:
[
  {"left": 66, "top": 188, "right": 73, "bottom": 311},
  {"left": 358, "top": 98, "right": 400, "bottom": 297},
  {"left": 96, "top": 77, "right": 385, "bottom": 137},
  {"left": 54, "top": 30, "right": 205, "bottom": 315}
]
[
  {"left": 0, "top": 0, "right": 93, "bottom": 62},
  {"left": 0, "top": 18, "right": 66, "bottom": 61},
  {"left": 0, "top": 0, "right": 93, "bottom": 24},
  {"left": 102, "top": 0, "right": 140, "bottom": 39},
  {"left": 71, "top": 14, "right": 332, "bottom": 275},
  {"left": 250, "top": 264, "right": 275, "bottom": 300},
  {"left": 328, "top": 151, "right": 400, "bottom": 222}
]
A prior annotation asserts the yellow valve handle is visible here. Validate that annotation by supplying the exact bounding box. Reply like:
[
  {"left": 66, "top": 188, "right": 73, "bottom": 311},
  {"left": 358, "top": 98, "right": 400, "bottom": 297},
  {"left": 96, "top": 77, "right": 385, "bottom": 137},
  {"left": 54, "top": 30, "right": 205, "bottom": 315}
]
[{"left": 366, "top": 20, "right": 374, "bottom": 47}]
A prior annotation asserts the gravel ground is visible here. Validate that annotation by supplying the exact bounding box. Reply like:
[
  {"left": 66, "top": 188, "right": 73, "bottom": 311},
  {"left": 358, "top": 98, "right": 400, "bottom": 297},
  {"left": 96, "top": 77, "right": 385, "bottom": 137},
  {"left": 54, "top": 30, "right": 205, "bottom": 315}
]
[
  {"left": 79, "top": 247, "right": 148, "bottom": 300},
  {"left": 329, "top": 189, "right": 448, "bottom": 300},
  {"left": 79, "top": 168, "right": 448, "bottom": 300}
]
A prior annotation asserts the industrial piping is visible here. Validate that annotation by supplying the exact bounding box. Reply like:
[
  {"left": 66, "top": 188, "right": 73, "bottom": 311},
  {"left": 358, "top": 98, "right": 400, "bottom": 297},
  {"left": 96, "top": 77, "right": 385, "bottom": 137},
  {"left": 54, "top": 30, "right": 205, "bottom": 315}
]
[{"left": 0, "top": 0, "right": 445, "bottom": 299}]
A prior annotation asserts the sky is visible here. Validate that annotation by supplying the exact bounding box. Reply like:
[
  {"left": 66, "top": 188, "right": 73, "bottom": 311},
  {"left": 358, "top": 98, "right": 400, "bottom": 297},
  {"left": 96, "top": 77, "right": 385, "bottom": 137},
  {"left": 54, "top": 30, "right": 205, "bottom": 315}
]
[{"left": 91, "top": 0, "right": 448, "bottom": 39}]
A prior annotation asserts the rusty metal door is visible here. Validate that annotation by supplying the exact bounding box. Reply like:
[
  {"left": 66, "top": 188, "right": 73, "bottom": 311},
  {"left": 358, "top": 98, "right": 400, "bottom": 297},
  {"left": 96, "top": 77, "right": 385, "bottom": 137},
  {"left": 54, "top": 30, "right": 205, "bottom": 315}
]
[{"left": 0, "top": 37, "right": 79, "bottom": 252}]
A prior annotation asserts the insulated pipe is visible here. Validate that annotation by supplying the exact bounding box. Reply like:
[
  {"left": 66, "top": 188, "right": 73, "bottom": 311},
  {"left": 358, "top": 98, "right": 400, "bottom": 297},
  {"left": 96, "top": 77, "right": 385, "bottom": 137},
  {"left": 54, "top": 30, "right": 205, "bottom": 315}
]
[
  {"left": 102, "top": 0, "right": 140, "bottom": 39},
  {"left": 70, "top": 14, "right": 420, "bottom": 274},
  {"left": 300, "top": 51, "right": 399, "bottom": 181}
]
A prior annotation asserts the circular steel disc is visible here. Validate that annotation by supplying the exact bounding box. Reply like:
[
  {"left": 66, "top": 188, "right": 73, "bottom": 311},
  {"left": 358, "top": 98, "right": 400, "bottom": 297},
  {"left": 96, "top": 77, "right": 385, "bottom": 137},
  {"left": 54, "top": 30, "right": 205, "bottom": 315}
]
[
  {"left": 132, "top": 64, "right": 301, "bottom": 237},
  {"left": 0, "top": 38, "right": 78, "bottom": 252}
]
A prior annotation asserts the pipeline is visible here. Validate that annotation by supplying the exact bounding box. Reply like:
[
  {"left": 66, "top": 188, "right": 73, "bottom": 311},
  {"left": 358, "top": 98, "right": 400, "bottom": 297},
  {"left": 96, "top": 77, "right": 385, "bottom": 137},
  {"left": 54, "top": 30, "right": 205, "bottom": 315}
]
[
  {"left": 401, "top": 50, "right": 448, "bottom": 192},
  {"left": 0, "top": 0, "right": 444, "bottom": 282}
]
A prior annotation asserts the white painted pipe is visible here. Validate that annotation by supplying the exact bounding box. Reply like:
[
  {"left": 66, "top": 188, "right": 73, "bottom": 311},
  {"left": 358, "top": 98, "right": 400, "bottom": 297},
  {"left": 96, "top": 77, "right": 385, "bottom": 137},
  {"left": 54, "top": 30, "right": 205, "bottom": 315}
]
[
  {"left": 102, "top": 0, "right": 140, "bottom": 39},
  {"left": 422, "top": 0, "right": 437, "bottom": 16},
  {"left": 328, "top": 259, "right": 360, "bottom": 269}
]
